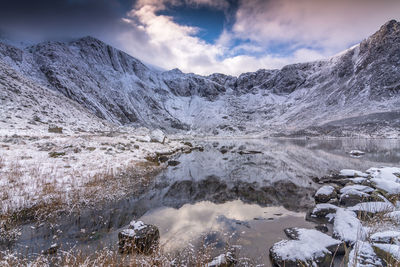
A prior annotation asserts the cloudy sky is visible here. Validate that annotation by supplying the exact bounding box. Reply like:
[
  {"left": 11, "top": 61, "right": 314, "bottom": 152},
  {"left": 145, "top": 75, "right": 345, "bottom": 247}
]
[{"left": 1, "top": 0, "right": 400, "bottom": 75}]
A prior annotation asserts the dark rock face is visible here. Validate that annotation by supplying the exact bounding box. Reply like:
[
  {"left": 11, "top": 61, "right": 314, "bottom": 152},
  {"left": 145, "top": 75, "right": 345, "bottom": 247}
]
[
  {"left": 118, "top": 221, "right": 160, "bottom": 254},
  {"left": 1, "top": 20, "right": 400, "bottom": 136}
]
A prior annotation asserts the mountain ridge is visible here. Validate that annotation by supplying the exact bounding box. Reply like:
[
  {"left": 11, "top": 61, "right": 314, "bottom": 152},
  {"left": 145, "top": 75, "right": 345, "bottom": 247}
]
[{"left": 0, "top": 20, "right": 400, "bottom": 137}]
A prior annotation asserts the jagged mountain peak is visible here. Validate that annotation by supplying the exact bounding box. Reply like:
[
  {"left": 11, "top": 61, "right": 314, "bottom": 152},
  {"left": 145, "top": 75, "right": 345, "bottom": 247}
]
[
  {"left": 362, "top": 19, "right": 400, "bottom": 48},
  {"left": 378, "top": 19, "right": 400, "bottom": 36},
  {"left": 0, "top": 21, "right": 399, "bottom": 137}
]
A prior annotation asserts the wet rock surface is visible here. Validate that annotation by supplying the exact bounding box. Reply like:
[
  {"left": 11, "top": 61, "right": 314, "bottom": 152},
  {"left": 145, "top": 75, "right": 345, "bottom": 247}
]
[{"left": 118, "top": 221, "right": 160, "bottom": 254}]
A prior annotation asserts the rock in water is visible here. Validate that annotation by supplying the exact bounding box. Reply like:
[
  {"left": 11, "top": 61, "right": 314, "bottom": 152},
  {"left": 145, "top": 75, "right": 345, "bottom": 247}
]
[
  {"left": 118, "top": 220, "right": 160, "bottom": 254},
  {"left": 270, "top": 228, "right": 344, "bottom": 266}
]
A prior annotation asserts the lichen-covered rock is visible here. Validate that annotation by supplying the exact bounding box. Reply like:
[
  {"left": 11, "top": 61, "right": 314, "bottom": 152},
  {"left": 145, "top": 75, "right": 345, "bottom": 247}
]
[{"left": 118, "top": 220, "right": 160, "bottom": 254}]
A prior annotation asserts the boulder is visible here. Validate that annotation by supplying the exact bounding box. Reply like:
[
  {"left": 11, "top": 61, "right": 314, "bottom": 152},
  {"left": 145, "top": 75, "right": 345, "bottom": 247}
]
[
  {"left": 48, "top": 125, "right": 63, "bottom": 133},
  {"left": 306, "top": 203, "right": 339, "bottom": 222},
  {"left": 333, "top": 209, "right": 367, "bottom": 244},
  {"left": 348, "top": 241, "right": 384, "bottom": 266},
  {"left": 339, "top": 189, "right": 371, "bottom": 207},
  {"left": 349, "top": 201, "right": 395, "bottom": 217},
  {"left": 314, "top": 185, "right": 337, "bottom": 203},
  {"left": 118, "top": 220, "right": 160, "bottom": 254},
  {"left": 370, "top": 230, "right": 400, "bottom": 244},
  {"left": 373, "top": 243, "right": 400, "bottom": 264},
  {"left": 270, "top": 228, "right": 343, "bottom": 267},
  {"left": 150, "top": 129, "right": 166, "bottom": 144}
]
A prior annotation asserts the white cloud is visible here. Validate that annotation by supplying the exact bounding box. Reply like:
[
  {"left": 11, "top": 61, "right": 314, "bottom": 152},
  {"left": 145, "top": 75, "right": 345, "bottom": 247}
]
[
  {"left": 113, "top": 0, "right": 400, "bottom": 76},
  {"left": 233, "top": 0, "right": 400, "bottom": 54}
]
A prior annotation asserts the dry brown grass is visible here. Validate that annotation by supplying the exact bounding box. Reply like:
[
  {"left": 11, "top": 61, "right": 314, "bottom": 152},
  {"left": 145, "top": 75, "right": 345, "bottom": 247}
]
[
  {"left": 0, "top": 158, "right": 163, "bottom": 248},
  {"left": 0, "top": 239, "right": 228, "bottom": 267}
]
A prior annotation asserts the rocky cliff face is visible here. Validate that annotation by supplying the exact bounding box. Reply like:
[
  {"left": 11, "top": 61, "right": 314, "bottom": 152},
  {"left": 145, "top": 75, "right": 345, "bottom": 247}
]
[{"left": 1, "top": 20, "right": 400, "bottom": 137}]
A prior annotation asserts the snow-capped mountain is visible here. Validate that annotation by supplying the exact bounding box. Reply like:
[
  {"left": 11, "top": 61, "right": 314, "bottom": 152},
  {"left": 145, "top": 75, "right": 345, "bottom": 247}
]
[{"left": 1, "top": 20, "right": 400, "bottom": 137}]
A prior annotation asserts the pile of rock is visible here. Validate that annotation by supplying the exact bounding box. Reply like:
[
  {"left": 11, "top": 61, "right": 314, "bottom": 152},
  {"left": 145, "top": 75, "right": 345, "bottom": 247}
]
[{"left": 270, "top": 167, "right": 400, "bottom": 266}]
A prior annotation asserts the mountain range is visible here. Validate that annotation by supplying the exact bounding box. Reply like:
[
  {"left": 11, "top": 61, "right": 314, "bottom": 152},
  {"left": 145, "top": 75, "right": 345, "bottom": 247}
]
[{"left": 1, "top": 20, "right": 400, "bottom": 138}]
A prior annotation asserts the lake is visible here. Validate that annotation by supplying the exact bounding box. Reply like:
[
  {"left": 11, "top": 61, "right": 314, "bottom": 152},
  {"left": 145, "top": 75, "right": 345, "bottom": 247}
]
[{"left": 8, "top": 138, "right": 400, "bottom": 265}]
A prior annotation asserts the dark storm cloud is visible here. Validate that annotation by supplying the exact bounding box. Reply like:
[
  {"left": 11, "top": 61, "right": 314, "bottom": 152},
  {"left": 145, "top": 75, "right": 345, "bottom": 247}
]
[{"left": 0, "top": 0, "right": 135, "bottom": 40}]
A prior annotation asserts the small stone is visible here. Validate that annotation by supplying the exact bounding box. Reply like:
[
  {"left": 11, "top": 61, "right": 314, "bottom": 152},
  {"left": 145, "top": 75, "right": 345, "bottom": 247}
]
[
  {"left": 314, "top": 185, "right": 337, "bottom": 203},
  {"left": 118, "top": 221, "right": 160, "bottom": 254},
  {"left": 150, "top": 129, "right": 166, "bottom": 144},
  {"left": 42, "top": 243, "right": 59, "bottom": 255},
  {"left": 48, "top": 125, "right": 63, "bottom": 134},
  {"left": 315, "top": 224, "right": 329, "bottom": 233},
  {"left": 167, "top": 160, "right": 180, "bottom": 166}
]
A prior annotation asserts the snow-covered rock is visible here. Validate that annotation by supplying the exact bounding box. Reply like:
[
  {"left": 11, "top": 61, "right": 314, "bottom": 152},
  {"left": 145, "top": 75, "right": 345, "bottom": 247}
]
[
  {"left": 349, "top": 202, "right": 395, "bottom": 214},
  {"left": 339, "top": 188, "right": 370, "bottom": 207},
  {"left": 339, "top": 185, "right": 374, "bottom": 207},
  {"left": 348, "top": 241, "right": 384, "bottom": 266},
  {"left": 339, "top": 169, "right": 369, "bottom": 178},
  {"left": 340, "top": 185, "right": 374, "bottom": 194},
  {"left": 150, "top": 129, "right": 166, "bottom": 144},
  {"left": 307, "top": 203, "right": 339, "bottom": 222},
  {"left": 315, "top": 185, "right": 337, "bottom": 203},
  {"left": 270, "top": 228, "right": 343, "bottom": 266},
  {"left": 366, "top": 167, "right": 400, "bottom": 196},
  {"left": 333, "top": 209, "right": 367, "bottom": 244},
  {"left": 371, "top": 230, "right": 400, "bottom": 244},
  {"left": 373, "top": 243, "right": 400, "bottom": 263},
  {"left": 118, "top": 220, "right": 160, "bottom": 253},
  {"left": 206, "top": 251, "right": 236, "bottom": 267}
]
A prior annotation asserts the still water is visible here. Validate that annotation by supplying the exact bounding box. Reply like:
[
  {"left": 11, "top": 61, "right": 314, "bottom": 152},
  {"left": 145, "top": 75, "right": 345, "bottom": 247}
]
[{"left": 8, "top": 138, "right": 400, "bottom": 265}]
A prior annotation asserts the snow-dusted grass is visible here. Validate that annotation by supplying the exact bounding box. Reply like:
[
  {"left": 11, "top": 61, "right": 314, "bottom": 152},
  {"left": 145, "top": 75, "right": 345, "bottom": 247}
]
[
  {"left": 0, "top": 128, "right": 189, "bottom": 244},
  {"left": 0, "top": 234, "right": 229, "bottom": 267}
]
